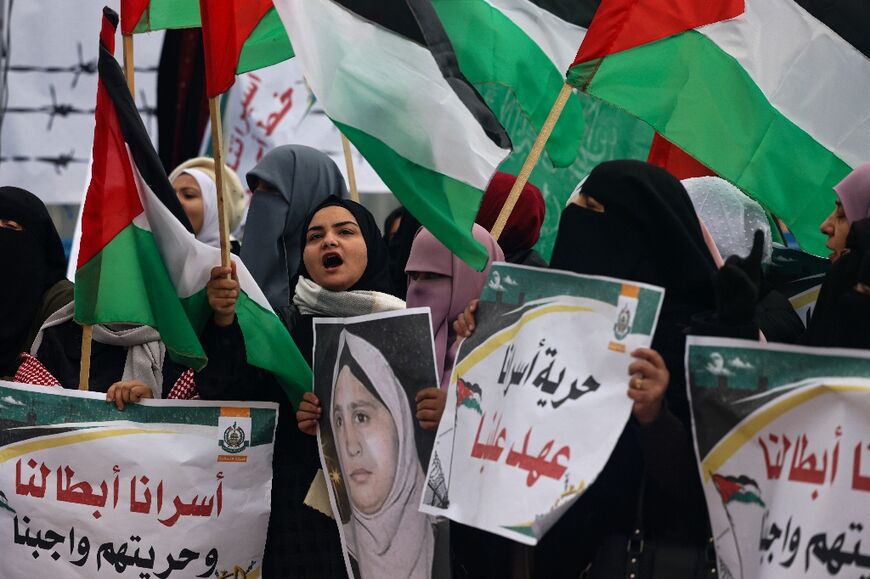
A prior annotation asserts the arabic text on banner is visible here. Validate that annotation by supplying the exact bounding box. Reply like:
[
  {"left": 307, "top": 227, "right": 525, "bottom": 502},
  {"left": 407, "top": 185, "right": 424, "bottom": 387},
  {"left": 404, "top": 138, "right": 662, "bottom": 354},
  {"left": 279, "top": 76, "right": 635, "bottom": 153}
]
[
  {"left": 686, "top": 338, "right": 870, "bottom": 579},
  {"left": 420, "top": 263, "right": 665, "bottom": 545},
  {"left": 0, "top": 381, "right": 278, "bottom": 578}
]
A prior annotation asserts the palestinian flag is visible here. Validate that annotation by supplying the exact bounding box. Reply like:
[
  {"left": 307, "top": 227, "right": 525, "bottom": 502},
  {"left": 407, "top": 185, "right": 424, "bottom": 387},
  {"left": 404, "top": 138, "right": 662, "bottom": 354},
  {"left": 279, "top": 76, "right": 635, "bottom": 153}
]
[
  {"left": 200, "top": 0, "right": 295, "bottom": 98},
  {"left": 77, "top": 8, "right": 310, "bottom": 404},
  {"left": 272, "top": 0, "right": 512, "bottom": 270},
  {"left": 568, "top": 0, "right": 869, "bottom": 255},
  {"left": 456, "top": 378, "right": 483, "bottom": 414},
  {"left": 432, "top": 0, "right": 591, "bottom": 168},
  {"left": 712, "top": 473, "right": 766, "bottom": 508},
  {"left": 121, "top": 0, "right": 293, "bottom": 92}
]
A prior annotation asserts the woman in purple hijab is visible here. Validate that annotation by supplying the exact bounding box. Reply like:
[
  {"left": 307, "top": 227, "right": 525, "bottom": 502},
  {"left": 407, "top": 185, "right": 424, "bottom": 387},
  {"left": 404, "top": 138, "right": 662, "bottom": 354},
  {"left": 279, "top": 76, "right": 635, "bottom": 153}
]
[
  {"left": 821, "top": 162, "right": 870, "bottom": 262},
  {"left": 405, "top": 224, "right": 503, "bottom": 430}
]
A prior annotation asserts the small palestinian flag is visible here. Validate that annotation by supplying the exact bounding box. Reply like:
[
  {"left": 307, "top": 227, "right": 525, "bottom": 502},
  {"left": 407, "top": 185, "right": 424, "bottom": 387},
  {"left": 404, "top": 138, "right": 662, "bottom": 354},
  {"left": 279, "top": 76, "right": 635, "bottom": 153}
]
[
  {"left": 712, "top": 473, "right": 766, "bottom": 508},
  {"left": 456, "top": 378, "right": 483, "bottom": 414},
  {"left": 432, "top": 0, "right": 591, "bottom": 168},
  {"left": 569, "top": 0, "right": 869, "bottom": 255},
  {"left": 76, "top": 9, "right": 310, "bottom": 404},
  {"left": 120, "top": 0, "right": 293, "bottom": 96},
  {"left": 272, "top": 0, "right": 512, "bottom": 270}
]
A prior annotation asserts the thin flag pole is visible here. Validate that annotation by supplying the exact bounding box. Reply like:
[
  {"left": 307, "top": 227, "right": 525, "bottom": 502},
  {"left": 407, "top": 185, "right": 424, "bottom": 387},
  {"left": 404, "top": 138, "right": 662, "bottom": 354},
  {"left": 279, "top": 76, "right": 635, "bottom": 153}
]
[
  {"left": 78, "top": 325, "right": 93, "bottom": 391},
  {"left": 490, "top": 82, "right": 573, "bottom": 241},
  {"left": 122, "top": 33, "right": 135, "bottom": 97},
  {"left": 208, "top": 95, "right": 233, "bottom": 270},
  {"left": 340, "top": 133, "right": 360, "bottom": 203},
  {"left": 79, "top": 31, "right": 138, "bottom": 391}
]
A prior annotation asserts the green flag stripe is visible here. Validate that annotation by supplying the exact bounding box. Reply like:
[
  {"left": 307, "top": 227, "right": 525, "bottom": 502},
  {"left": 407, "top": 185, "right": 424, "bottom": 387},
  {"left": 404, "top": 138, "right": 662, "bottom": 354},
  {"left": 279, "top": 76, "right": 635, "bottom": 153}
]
[
  {"left": 433, "top": 0, "right": 583, "bottom": 168},
  {"left": 335, "top": 120, "right": 491, "bottom": 271},
  {"left": 74, "top": 224, "right": 207, "bottom": 370},
  {"left": 133, "top": 2, "right": 200, "bottom": 33},
  {"left": 568, "top": 30, "right": 851, "bottom": 256},
  {"left": 237, "top": 8, "right": 295, "bottom": 74}
]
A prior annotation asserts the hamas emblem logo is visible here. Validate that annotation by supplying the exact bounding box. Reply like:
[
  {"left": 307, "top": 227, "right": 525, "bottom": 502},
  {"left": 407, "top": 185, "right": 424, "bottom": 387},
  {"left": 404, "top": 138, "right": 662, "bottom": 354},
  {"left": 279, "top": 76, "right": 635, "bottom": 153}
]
[
  {"left": 219, "top": 421, "right": 249, "bottom": 454},
  {"left": 613, "top": 304, "right": 633, "bottom": 341}
]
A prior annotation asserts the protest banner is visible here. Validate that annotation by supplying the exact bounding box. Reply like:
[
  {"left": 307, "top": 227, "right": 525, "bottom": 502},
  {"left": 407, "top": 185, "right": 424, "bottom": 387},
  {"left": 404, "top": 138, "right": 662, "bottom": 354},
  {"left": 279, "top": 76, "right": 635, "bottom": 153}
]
[
  {"left": 420, "top": 263, "right": 665, "bottom": 545},
  {"left": 313, "top": 309, "right": 448, "bottom": 579},
  {"left": 0, "top": 380, "right": 278, "bottom": 578},
  {"left": 686, "top": 337, "right": 870, "bottom": 579}
]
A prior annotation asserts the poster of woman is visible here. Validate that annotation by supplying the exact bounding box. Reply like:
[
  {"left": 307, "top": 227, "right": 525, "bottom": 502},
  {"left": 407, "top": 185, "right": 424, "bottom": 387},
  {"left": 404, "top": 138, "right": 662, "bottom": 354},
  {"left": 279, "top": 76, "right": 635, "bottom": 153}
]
[{"left": 313, "top": 309, "right": 446, "bottom": 579}]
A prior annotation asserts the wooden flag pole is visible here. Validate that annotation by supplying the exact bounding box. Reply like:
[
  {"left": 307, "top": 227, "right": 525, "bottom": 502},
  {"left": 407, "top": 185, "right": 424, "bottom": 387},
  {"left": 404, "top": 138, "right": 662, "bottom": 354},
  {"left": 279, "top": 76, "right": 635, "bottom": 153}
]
[
  {"left": 340, "top": 133, "right": 360, "bottom": 203},
  {"left": 490, "top": 82, "right": 574, "bottom": 241},
  {"left": 78, "top": 33, "right": 138, "bottom": 391},
  {"left": 208, "top": 96, "right": 233, "bottom": 269},
  {"left": 78, "top": 325, "right": 93, "bottom": 391},
  {"left": 122, "top": 33, "right": 135, "bottom": 97}
]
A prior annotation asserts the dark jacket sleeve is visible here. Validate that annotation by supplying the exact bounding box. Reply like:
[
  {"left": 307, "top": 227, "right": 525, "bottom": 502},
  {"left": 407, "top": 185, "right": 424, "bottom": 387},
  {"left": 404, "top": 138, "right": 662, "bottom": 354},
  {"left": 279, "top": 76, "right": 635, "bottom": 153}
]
[{"left": 195, "top": 316, "right": 284, "bottom": 404}]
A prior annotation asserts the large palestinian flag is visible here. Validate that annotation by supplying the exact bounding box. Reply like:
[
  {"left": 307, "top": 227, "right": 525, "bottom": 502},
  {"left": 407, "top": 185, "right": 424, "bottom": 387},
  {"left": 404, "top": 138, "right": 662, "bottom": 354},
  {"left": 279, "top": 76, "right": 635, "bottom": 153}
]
[
  {"left": 432, "top": 0, "right": 592, "bottom": 168},
  {"left": 76, "top": 8, "right": 310, "bottom": 404},
  {"left": 120, "top": 0, "right": 293, "bottom": 89},
  {"left": 569, "top": 0, "right": 869, "bottom": 255},
  {"left": 272, "top": 0, "right": 513, "bottom": 270}
]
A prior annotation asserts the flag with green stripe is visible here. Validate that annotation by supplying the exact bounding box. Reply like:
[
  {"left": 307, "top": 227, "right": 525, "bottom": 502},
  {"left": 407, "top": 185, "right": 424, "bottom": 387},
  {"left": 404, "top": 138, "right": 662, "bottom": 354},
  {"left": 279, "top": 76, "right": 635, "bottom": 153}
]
[
  {"left": 568, "top": 0, "right": 869, "bottom": 255},
  {"left": 272, "top": 0, "right": 513, "bottom": 271},
  {"left": 120, "top": 0, "right": 293, "bottom": 88},
  {"left": 77, "top": 8, "right": 310, "bottom": 404}
]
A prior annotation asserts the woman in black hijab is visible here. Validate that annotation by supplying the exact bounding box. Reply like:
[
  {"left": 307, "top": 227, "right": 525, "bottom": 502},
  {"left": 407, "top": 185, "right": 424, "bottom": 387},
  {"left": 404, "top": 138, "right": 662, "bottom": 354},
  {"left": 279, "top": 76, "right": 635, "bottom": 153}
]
[
  {"left": 0, "top": 187, "right": 72, "bottom": 379},
  {"left": 197, "top": 196, "right": 402, "bottom": 578},
  {"left": 536, "top": 160, "right": 719, "bottom": 577}
]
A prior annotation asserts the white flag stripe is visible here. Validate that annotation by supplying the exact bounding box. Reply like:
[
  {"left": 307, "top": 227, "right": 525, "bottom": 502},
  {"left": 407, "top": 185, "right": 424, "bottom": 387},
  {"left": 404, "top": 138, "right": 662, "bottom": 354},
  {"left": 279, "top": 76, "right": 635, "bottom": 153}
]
[
  {"left": 484, "top": 0, "right": 586, "bottom": 71},
  {"left": 129, "top": 148, "right": 274, "bottom": 312},
  {"left": 699, "top": 0, "right": 870, "bottom": 168},
  {"left": 273, "top": 0, "right": 509, "bottom": 190}
]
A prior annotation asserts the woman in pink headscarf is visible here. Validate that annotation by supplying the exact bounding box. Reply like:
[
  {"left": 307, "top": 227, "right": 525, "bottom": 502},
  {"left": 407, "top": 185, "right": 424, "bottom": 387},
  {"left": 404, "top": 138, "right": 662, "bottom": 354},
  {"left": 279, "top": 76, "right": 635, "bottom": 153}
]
[{"left": 405, "top": 224, "right": 503, "bottom": 430}]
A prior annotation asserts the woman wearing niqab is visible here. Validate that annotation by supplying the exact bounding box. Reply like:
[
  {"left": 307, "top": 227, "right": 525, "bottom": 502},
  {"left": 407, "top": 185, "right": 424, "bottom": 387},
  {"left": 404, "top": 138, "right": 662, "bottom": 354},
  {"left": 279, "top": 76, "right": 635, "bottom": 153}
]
[
  {"left": 329, "top": 330, "right": 434, "bottom": 579},
  {"left": 537, "top": 160, "right": 719, "bottom": 577},
  {"left": 0, "top": 187, "right": 72, "bottom": 378}
]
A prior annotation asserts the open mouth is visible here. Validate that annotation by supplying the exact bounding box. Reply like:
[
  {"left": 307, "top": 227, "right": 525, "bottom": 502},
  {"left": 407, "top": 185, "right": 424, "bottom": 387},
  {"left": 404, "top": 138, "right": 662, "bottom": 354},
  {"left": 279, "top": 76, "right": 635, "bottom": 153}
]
[{"left": 322, "top": 252, "right": 343, "bottom": 270}]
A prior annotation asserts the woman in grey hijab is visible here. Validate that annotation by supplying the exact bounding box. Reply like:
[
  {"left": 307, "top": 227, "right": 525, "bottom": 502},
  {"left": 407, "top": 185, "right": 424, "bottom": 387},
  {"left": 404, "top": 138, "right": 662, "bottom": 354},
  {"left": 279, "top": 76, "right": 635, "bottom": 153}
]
[{"left": 242, "top": 145, "right": 349, "bottom": 310}]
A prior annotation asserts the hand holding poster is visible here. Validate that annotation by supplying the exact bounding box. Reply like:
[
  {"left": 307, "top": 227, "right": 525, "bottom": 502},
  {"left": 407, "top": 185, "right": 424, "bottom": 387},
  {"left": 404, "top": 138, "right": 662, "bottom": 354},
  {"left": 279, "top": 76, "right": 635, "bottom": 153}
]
[
  {"left": 0, "top": 381, "right": 277, "bottom": 578},
  {"left": 686, "top": 338, "right": 870, "bottom": 579},
  {"left": 420, "top": 263, "right": 665, "bottom": 545},
  {"left": 313, "top": 309, "right": 447, "bottom": 579}
]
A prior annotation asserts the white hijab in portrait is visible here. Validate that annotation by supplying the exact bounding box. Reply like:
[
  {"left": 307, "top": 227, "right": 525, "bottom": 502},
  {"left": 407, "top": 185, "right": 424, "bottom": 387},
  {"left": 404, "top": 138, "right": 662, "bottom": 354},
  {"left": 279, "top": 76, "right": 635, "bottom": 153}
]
[{"left": 329, "top": 330, "right": 434, "bottom": 579}]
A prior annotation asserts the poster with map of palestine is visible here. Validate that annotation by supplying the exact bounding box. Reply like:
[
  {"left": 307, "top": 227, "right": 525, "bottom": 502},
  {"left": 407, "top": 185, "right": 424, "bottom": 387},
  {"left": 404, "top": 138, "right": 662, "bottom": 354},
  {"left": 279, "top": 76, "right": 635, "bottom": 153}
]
[
  {"left": 420, "top": 263, "right": 664, "bottom": 544},
  {"left": 686, "top": 337, "right": 870, "bottom": 579},
  {"left": 0, "top": 381, "right": 278, "bottom": 579}
]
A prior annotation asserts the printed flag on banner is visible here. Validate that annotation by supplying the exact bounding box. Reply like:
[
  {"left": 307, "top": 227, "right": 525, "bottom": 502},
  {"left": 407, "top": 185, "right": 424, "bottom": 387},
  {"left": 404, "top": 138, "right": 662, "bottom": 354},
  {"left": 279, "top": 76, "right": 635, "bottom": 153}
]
[
  {"left": 76, "top": 8, "right": 311, "bottom": 404},
  {"left": 0, "top": 380, "right": 278, "bottom": 578},
  {"left": 312, "top": 309, "right": 448, "bottom": 579},
  {"left": 199, "top": 0, "right": 295, "bottom": 98},
  {"left": 420, "top": 263, "right": 665, "bottom": 544},
  {"left": 271, "top": 0, "right": 513, "bottom": 271},
  {"left": 686, "top": 337, "right": 870, "bottom": 579},
  {"left": 568, "top": 0, "right": 870, "bottom": 255},
  {"left": 431, "top": 0, "right": 590, "bottom": 168}
]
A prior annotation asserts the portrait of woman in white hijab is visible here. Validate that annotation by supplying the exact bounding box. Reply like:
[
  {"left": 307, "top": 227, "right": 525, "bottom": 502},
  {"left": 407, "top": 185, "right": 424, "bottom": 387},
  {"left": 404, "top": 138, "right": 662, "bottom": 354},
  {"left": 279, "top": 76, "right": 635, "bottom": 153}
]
[{"left": 316, "top": 313, "right": 439, "bottom": 579}]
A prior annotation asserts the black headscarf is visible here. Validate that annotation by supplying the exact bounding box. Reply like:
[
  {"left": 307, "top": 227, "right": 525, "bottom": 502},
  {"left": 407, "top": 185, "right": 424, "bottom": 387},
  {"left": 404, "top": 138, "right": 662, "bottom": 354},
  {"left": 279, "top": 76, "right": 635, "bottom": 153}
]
[
  {"left": 386, "top": 207, "right": 421, "bottom": 299},
  {"left": 0, "top": 187, "right": 67, "bottom": 375},
  {"left": 296, "top": 196, "right": 395, "bottom": 296},
  {"left": 550, "top": 160, "right": 716, "bottom": 304}
]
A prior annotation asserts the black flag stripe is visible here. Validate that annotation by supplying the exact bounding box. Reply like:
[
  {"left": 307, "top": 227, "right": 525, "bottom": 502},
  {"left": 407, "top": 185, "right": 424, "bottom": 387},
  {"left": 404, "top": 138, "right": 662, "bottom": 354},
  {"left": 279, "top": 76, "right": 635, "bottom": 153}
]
[
  {"left": 98, "top": 11, "right": 194, "bottom": 234},
  {"left": 527, "top": 0, "right": 599, "bottom": 28},
  {"left": 793, "top": 0, "right": 870, "bottom": 59}
]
